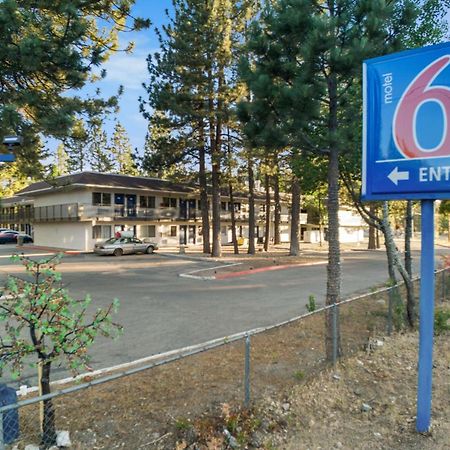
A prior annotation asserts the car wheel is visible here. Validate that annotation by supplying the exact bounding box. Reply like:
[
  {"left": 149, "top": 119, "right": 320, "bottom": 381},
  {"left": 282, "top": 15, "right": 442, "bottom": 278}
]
[
  {"left": 146, "top": 246, "right": 154, "bottom": 254},
  {"left": 113, "top": 248, "right": 123, "bottom": 257}
]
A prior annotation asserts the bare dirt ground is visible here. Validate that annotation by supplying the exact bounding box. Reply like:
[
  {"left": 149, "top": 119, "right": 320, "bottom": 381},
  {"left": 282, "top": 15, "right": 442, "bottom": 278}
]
[{"left": 280, "top": 331, "right": 450, "bottom": 450}]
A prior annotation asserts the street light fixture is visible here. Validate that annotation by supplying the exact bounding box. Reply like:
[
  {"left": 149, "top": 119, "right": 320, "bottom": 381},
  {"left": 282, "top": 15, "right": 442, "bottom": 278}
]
[
  {"left": 3, "top": 135, "right": 23, "bottom": 147},
  {"left": 0, "top": 135, "right": 22, "bottom": 162}
]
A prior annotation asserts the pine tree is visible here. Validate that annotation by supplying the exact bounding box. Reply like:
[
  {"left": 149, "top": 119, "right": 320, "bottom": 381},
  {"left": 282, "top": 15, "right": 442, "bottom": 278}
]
[
  {"left": 0, "top": 1, "right": 149, "bottom": 174},
  {"left": 63, "top": 120, "right": 90, "bottom": 173},
  {"left": 240, "top": 0, "right": 446, "bottom": 359},
  {"left": 141, "top": 1, "right": 214, "bottom": 253},
  {"left": 55, "top": 144, "right": 69, "bottom": 176},
  {"left": 141, "top": 0, "right": 257, "bottom": 255},
  {"left": 88, "top": 124, "right": 115, "bottom": 173},
  {"left": 110, "top": 122, "right": 138, "bottom": 175}
]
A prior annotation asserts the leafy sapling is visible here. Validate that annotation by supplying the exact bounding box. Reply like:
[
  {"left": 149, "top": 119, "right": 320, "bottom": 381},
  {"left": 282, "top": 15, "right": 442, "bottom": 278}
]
[{"left": 0, "top": 254, "right": 122, "bottom": 448}]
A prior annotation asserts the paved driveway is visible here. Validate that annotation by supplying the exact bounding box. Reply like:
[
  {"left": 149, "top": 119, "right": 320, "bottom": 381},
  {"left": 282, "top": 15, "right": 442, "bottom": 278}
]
[{"left": 0, "top": 243, "right": 448, "bottom": 385}]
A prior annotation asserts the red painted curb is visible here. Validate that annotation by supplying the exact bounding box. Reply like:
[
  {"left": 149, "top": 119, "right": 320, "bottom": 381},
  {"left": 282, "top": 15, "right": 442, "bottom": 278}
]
[{"left": 215, "top": 261, "right": 327, "bottom": 279}]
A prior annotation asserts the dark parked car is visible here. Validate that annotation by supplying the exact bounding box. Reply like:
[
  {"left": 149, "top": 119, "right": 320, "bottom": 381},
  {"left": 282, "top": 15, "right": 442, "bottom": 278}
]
[{"left": 0, "top": 231, "right": 33, "bottom": 244}]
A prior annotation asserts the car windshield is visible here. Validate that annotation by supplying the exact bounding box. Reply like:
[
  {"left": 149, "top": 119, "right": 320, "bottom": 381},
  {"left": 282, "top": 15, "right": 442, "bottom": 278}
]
[
  {"left": 103, "top": 237, "right": 134, "bottom": 245},
  {"left": 104, "top": 238, "right": 120, "bottom": 245}
]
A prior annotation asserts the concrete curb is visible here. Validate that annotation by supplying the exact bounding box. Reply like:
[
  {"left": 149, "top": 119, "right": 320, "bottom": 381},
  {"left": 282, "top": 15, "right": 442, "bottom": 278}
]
[
  {"left": 179, "top": 260, "right": 328, "bottom": 281},
  {"left": 159, "top": 252, "right": 230, "bottom": 264},
  {"left": 215, "top": 260, "right": 328, "bottom": 279}
]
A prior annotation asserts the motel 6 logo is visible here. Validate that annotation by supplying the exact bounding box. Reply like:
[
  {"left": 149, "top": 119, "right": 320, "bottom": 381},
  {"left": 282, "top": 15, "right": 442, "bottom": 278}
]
[
  {"left": 394, "top": 56, "right": 450, "bottom": 159},
  {"left": 363, "top": 42, "right": 450, "bottom": 200}
]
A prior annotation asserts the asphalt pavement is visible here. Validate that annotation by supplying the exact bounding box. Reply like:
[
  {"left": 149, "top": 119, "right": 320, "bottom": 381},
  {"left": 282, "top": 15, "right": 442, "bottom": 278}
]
[{"left": 0, "top": 242, "right": 449, "bottom": 386}]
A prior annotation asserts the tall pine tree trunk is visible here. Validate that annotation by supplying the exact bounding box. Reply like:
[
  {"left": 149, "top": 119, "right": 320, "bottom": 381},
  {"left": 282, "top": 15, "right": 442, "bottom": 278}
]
[
  {"left": 229, "top": 182, "right": 239, "bottom": 254},
  {"left": 211, "top": 155, "right": 221, "bottom": 257},
  {"left": 247, "top": 155, "right": 256, "bottom": 254},
  {"left": 227, "top": 129, "right": 238, "bottom": 254},
  {"left": 199, "top": 124, "right": 210, "bottom": 254},
  {"left": 264, "top": 173, "right": 271, "bottom": 252},
  {"left": 289, "top": 175, "right": 300, "bottom": 256},
  {"left": 368, "top": 203, "right": 377, "bottom": 250},
  {"left": 273, "top": 167, "right": 281, "bottom": 245},
  {"left": 209, "top": 71, "right": 221, "bottom": 257},
  {"left": 325, "top": 74, "right": 341, "bottom": 362}
]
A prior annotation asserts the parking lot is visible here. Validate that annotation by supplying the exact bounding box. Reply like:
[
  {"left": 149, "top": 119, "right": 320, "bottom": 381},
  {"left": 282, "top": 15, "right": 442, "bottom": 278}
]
[{"left": 0, "top": 243, "right": 448, "bottom": 385}]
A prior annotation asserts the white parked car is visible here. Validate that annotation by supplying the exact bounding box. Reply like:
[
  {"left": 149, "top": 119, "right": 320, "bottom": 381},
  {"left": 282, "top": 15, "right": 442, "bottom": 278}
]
[{"left": 94, "top": 237, "right": 158, "bottom": 256}]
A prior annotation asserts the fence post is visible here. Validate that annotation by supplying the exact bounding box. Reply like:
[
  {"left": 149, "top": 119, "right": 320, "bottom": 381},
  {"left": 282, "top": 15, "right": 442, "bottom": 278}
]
[
  {"left": 0, "top": 409, "right": 4, "bottom": 450},
  {"left": 244, "top": 334, "right": 251, "bottom": 408},
  {"left": 332, "top": 304, "right": 338, "bottom": 365}
]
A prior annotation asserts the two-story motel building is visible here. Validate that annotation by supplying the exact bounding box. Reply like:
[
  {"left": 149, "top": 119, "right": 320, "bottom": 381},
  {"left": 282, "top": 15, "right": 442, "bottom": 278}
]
[{"left": 0, "top": 172, "right": 299, "bottom": 251}]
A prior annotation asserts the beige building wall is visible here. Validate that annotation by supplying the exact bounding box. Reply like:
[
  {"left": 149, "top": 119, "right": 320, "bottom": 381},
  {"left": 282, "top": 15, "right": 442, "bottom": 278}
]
[
  {"left": 34, "top": 222, "right": 91, "bottom": 251},
  {"left": 33, "top": 190, "right": 91, "bottom": 207}
]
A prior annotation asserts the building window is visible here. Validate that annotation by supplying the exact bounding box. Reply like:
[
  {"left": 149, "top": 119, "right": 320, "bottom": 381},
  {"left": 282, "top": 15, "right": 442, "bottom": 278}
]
[
  {"left": 140, "top": 196, "right": 156, "bottom": 208},
  {"left": 142, "top": 225, "right": 156, "bottom": 238},
  {"left": 92, "top": 225, "right": 112, "bottom": 239},
  {"left": 93, "top": 192, "right": 111, "bottom": 206},
  {"left": 162, "top": 197, "right": 177, "bottom": 208},
  {"left": 170, "top": 226, "right": 177, "bottom": 237},
  {"left": 221, "top": 202, "right": 227, "bottom": 211}
]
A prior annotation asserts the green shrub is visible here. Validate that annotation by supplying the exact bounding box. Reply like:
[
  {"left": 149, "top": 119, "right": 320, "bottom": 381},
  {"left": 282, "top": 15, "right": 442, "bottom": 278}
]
[
  {"left": 434, "top": 308, "right": 450, "bottom": 335},
  {"left": 306, "top": 295, "right": 316, "bottom": 313}
]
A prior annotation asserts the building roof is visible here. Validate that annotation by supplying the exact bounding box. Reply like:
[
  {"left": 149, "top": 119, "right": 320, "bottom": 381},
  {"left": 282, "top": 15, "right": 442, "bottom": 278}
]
[
  {"left": 1, "top": 195, "right": 34, "bottom": 205},
  {"left": 16, "top": 172, "right": 200, "bottom": 197},
  {"left": 15, "top": 171, "right": 285, "bottom": 203}
]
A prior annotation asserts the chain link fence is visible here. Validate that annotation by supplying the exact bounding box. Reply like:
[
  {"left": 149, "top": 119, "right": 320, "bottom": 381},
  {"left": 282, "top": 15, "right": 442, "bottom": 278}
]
[{"left": 1, "top": 268, "right": 449, "bottom": 449}]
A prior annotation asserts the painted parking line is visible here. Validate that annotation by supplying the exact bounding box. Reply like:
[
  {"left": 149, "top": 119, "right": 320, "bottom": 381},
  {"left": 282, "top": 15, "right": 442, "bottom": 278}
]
[
  {"left": 179, "top": 262, "right": 242, "bottom": 280},
  {"left": 215, "top": 260, "right": 328, "bottom": 280}
]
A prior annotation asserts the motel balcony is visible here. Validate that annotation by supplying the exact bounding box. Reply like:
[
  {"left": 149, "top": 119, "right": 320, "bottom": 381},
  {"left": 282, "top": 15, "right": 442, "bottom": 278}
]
[{"left": 31, "top": 203, "right": 202, "bottom": 222}]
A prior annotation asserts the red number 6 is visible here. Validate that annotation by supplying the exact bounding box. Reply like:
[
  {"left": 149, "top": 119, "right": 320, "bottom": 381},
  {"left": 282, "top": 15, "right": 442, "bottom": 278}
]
[{"left": 394, "top": 56, "right": 450, "bottom": 158}]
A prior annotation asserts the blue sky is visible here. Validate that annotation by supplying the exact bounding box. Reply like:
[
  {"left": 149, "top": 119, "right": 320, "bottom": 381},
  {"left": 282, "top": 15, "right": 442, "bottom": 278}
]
[
  {"left": 48, "top": 1, "right": 173, "bottom": 159},
  {"left": 96, "top": 0, "right": 173, "bottom": 152}
]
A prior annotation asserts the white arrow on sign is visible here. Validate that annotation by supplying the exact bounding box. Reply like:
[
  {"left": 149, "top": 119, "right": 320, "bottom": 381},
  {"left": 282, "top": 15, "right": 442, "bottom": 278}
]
[{"left": 388, "top": 166, "right": 410, "bottom": 185}]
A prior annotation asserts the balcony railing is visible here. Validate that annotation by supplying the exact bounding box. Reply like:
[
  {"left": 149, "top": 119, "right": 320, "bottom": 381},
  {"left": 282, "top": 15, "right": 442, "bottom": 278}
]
[
  {"left": 3, "top": 203, "right": 307, "bottom": 224},
  {"left": 27, "top": 204, "right": 200, "bottom": 222},
  {"left": 34, "top": 204, "right": 79, "bottom": 222},
  {"left": 0, "top": 208, "right": 34, "bottom": 223},
  {"left": 79, "top": 205, "right": 197, "bottom": 221}
]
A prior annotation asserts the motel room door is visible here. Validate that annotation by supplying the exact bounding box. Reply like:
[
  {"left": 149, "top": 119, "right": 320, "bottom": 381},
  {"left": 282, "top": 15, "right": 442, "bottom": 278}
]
[
  {"left": 126, "top": 195, "right": 137, "bottom": 217},
  {"left": 180, "top": 225, "right": 196, "bottom": 245}
]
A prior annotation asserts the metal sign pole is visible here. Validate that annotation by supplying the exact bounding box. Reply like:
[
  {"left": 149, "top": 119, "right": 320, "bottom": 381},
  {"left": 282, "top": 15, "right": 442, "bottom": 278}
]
[{"left": 416, "top": 199, "right": 435, "bottom": 432}]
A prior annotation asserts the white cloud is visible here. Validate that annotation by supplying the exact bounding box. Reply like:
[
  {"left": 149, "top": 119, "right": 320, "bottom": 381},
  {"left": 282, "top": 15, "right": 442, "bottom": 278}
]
[{"left": 100, "top": 51, "right": 149, "bottom": 91}]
